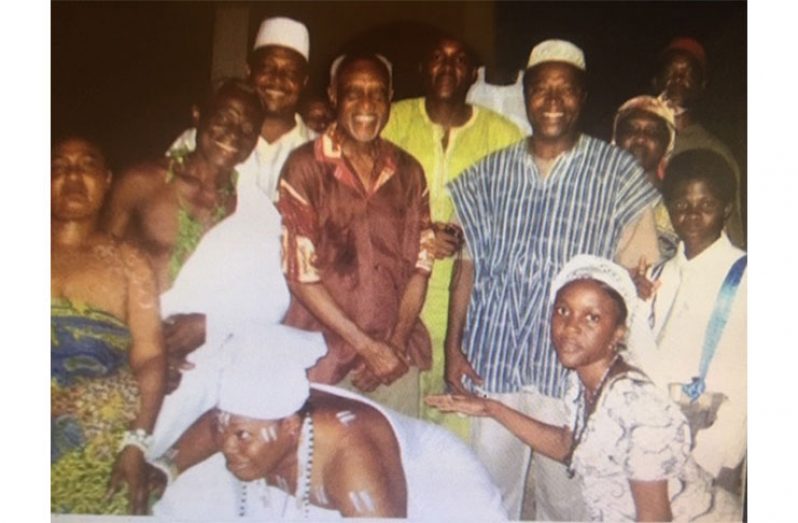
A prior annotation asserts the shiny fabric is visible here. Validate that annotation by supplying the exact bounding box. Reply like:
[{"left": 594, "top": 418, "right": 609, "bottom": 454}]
[{"left": 51, "top": 299, "right": 139, "bottom": 514}]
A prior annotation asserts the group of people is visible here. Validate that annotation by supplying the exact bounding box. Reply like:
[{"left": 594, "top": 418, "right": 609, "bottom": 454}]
[{"left": 51, "top": 14, "right": 746, "bottom": 522}]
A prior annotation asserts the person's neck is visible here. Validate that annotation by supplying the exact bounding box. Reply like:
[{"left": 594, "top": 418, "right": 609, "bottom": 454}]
[
  {"left": 576, "top": 355, "right": 619, "bottom": 399},
  {"left": 424, "top": 97, "right": 472, "bottom": 129},
  {"left": 52, "top": 218, "right": 99, "bottom": 249},
  {"left": 528, "top": 133, "right": 578, "bottom": 161},
  {"left": 673, "top": 110, "right": 696, "bottom": 133},
  {"left": 683, "top": 233, "right": 721, "bottom": 260},
  {"left": 267, "top": 438, "right": 301, "bottom": 495},
  {"left": 335, "top": 127, "right": 380, "bottom": 163},
  {"left": 184, "top": 152, "right": 235, "bottom": 190},
  {"left": 261, "top": 112, "right": 298, "bottom": 144}
]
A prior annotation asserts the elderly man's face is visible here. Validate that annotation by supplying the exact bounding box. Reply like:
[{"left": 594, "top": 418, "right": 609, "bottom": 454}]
[
  {"left": 332, "top": 59, "right": 391, "bottom": 144},
  {"left": 217, "top": 411, "right": 298, "bottom": 482},
  {"left": 655, "top": 52, "right": 704, "bottom": 108},
  {"left": 249, "top": 45, "right": 308, "bottom": 118},
  {"left": 616, "top": 110, "right": 670, "bottom": 174},
  {"left": 196, "top": 90, "right": 264, "bottom": 171},
  {"left": 51, "top": 138, "right": 110, "bottom": 220},
  {"left": 524, "top": 62, "right": 586, "bottom": 143},
  {"left": 422, "top": 37, "right": 476, "bottom": 102}
]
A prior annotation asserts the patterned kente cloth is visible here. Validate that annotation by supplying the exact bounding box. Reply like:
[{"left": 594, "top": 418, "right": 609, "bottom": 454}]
[{"left": 51, "top": 299, "right": 140, "bottom": 514}]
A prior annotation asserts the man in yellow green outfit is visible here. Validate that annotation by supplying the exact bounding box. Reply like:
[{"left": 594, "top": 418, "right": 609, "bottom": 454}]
[{"left": 382, "top": 31, "right": 523, "bottom": 440}]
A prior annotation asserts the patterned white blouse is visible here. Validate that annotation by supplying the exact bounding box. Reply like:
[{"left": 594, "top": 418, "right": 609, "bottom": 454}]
[{"left": 564, "top": 364, "right": 714, "bottom": 521}]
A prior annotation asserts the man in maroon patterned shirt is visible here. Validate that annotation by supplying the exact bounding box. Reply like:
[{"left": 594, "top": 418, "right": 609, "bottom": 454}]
[{"left": 277, "top": 53, "right": 434, "bottom": 416}]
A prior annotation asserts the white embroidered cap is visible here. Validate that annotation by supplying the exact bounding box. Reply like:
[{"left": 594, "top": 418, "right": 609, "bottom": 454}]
[
  {"left": 253, "top": 16, "right": 310, "bottom": 60},
  {"left": 550, "top": 254, "right": 637, "bottom": 326},
  {"left": 218, "top": 324, "right": 326, "bottom": 420},
  {"left": 526, "top": 39, "right": 586, "bottom": 71}
]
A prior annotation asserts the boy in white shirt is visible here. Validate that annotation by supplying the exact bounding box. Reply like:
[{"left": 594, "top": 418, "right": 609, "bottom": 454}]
[{"left": 632, "top": 149, "right": 746, "bottom": 502}]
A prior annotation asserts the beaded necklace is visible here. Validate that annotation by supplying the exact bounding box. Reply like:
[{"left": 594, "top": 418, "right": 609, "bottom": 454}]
[
  {"left": 238, "top": 412, "right": 314, "bottom": 518},
  {"left": 165, "top": 148, "right": 237, "bottom": 284},
  {"left": 565, "top": 353, "right": 621, "bottom": 477}
]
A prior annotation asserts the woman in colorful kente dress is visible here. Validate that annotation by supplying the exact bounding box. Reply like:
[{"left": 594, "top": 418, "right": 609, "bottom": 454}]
[
  {"left": 51, "top": 136, "right": 166, "bottom": 514},
  {"left": 428, "top": 255, "right": 740, "bottom": 521}
]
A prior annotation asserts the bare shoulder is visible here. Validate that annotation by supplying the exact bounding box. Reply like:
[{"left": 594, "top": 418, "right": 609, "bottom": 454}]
[
  {"left": 310, "top": 390, "right": 395, "bottom": 445},
  {"left": 114, "top": 159, "right": 170, "bottom": 198}
]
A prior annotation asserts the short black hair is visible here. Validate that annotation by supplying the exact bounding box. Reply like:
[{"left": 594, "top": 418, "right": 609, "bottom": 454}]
[
  {"left": 662, "top": 149, "right": 736, "bottom": 206},
  {"left": 198, "top": 77, "right": 265, "bottom": 118},
  {"left": 421, "top": 29, "right": 481, "bottom": 67}
]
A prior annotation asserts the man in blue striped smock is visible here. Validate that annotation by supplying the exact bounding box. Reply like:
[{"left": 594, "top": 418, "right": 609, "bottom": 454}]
[{"left": 443, "top": 40, "right": 661, "bottom": 520}]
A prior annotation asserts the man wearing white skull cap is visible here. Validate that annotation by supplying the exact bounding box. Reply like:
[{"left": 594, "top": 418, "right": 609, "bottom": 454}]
[
  {"left": 151, "top": 325, "right": 506, "bottom": 521},
  {"left": 444, "top": 38, "right": 660, "bottom": 519}
]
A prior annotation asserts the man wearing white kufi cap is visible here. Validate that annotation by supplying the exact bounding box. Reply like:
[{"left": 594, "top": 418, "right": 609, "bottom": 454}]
[
  {"left": 145, "top": 16, "right": 317, "bottom": 457},
  {"left": 445, "top": 38, "right": 660, "bottom": 519},
  {"left": 152, "top": 325, "right": 507, "bottom": 521}
]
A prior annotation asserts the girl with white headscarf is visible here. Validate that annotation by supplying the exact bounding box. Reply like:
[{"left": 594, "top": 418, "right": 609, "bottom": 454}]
[{"left": 428, "top": 254, "right": 738, "bottom": 521}]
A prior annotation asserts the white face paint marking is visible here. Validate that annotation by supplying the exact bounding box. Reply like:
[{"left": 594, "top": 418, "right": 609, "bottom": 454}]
[
  {"left": 276, "top": 476, "right": 289, "bottom": 492},
  {"left": 348, "top": 490, "right": 375, "bottom": 514},
  {"left": 259, "top": 425, "right": 278, "bottom": 443},
  {"left": 336, "top": 410, "right": 357, "bottom": 426},
  {"left": 314, "top": 485, "right": 329, "bottom": 505},
  {"left": 217, "top": 411, "right": 231, "bottom": 432}
]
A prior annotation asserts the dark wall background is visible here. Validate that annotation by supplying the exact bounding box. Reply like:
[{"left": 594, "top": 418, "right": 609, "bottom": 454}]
[{"left": 52, "top": 1, "right": 746, "bottom": 214}]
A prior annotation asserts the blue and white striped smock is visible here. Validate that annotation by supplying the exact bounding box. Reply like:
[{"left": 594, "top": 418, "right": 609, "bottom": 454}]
[{"left": 448, "top": 135, "right": 658, "bottom": 397}]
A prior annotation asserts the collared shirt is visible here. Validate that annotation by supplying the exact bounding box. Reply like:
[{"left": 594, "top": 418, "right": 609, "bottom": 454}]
[
  {"left": 448, "top": 135, "right": 659, "bottom": 396},
  {"left": 636, "top": 233, "right": 746, "bottom": 476},
  {"left": 278, "top": 126, "right": 433, "bottom": 384}
]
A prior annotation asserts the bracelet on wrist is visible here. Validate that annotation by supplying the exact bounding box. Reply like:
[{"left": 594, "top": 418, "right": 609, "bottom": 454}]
[
  {"left": 118, "top": 428, "right": 153, "bottom": 454},
  {"left": 150, "top": 447, "right": 179, "bottom": 485}
]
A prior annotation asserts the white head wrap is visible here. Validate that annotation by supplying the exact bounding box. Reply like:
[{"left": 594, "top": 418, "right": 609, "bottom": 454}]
[
  {"left": 217, "top": 325, "right": 326, "bottom": 420},
  {"left": 253, "top": 16, "right": 310, "bottom": 61},
  {"left": 611, "top": 95, "right": 676, "bottom": 179},
  {"left": 527, "top": 39, "right": 586, "bottom": 71},
  {"left": 550, "top": 255, "right": 636, "bottom": 323},
  {"left": 550, "top": 254, "right": 658, "bottom": 360}
]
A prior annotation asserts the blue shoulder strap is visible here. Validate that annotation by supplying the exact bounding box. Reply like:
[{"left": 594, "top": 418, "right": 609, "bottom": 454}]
[{"left": 682, "top": 255, "right": 747, "bottom": 401}]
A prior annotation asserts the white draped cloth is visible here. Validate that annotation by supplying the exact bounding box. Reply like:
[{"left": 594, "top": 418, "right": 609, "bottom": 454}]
[
  {"left": 153, "top": 384, "right": 507, "bottom": 521},
  {"left": 149, "top": 177, "right": 293, "bottom": 457}
]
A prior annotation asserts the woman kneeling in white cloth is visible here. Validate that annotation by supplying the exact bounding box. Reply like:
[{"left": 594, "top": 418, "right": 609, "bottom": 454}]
[{"left": 150, "top": 325, "right": 506, "bottom": 520}]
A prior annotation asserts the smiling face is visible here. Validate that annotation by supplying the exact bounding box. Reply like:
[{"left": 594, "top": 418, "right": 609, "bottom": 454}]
[
  {"left": 524, "top": 62, "right": 586, "bottom": 146},
  {"left": 51, "top": 137, "right": 111, "bottom": 221},
  {"left": 217, "top": 411, "right": 298, "bottom": 482},
  {"left": 422, "top": 37, "right": 477, "bottom": 103},
  {"left": 195, "top": 86, "right": 264, "bottom": 170},
  {"left": 551, "top": 279, "right": 626, "bottom": 374},
  {"left": 330, "top": 58, "right": 392, "bottom": 144},
  {"left": 248, "top": 45, "right": 308, "bottom": 118},
  {"left": 615, "top": 109, "right": 671, "bottom": 174}
]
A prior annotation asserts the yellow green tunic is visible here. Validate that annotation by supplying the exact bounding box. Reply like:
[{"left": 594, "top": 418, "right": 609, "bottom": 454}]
[
  {"left": 51, "top": 298, "right": 139, "bottom": 514},
  {"left": 382, "top": 98, "right": 523, "bottom": 439}
]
